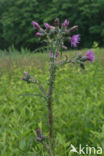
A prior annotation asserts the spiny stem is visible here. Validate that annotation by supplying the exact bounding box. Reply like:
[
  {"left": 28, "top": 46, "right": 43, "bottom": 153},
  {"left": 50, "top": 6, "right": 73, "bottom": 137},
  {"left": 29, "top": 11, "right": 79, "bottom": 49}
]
[{"left": 47, "top": 60, "right": 56, "bottom": 156}]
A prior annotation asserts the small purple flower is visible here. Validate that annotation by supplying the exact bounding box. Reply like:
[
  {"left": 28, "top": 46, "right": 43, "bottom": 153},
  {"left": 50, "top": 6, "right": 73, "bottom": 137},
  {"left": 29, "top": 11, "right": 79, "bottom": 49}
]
[
  {"left": 32, "top": 21, "right": 40, "bottom": 29},
  {"left": 35, "top": 32, "right": 41, "bottom": 36},
  {"left": 36, "top": 129, "right": 40, "bottom": 134},
  {"left": 56, "top": 52, "right": 59, "bottom": 58},
  {"left": 62, "top": 19, "right": 69, "bottom": 27},
  {"left": 85, "top": 50, "right": 95, "bottom": 62},
  {"left": 44, "top": 23, "right": 51, "bottom": 29},
  {"left": 71, "top": 34, "right": 80, "bottom": 47}
]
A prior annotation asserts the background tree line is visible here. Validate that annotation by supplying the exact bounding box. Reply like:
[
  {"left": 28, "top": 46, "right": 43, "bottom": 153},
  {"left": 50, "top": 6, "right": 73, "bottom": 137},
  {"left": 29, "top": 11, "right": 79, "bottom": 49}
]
[{"left": 0, "top": 0, "right": 104, "bottom": 50}]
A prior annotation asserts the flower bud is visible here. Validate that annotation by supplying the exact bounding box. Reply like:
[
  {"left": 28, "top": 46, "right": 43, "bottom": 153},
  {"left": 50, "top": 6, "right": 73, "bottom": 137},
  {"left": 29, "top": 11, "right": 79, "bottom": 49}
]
[
  {"left": 62, "top": 19, "right": 69, "bottom": 27},
  {"left": 22, "top": 72, "right": 30, "bottom": 82},
  {"left": 36, "top": 129, "right": 40, "bottom": 134},
  {"left": 56, "top": 52, "right": 59, "bottom": 58},
  {"left": 77, "top": 52, "right": 82, "bottom": 59},
  {"left": 22, "top": 72, "right": 35, "bottom": 83},
  {"left": 54, "top": 18, "right": 60, "bottom": 27},
  {"left": 32, "top": 21, "right": 40, "bottom": 29},
  {"left": 36, "top": 129, "right": 46, "bottom": 142},
  {"left": 22, "top": 77, "right": 25, "bottom": 80},
  {"left": 44, "top": 23, "right": 51, "bottom": 29},
  {"left": 70, "top": 25, "right": 78, "bottom": 33},
  {"left": 24, "top": 72, "right": 29, "bottom": 76},
  {"left": 62, "top": 45, "right": 68, "bottom": 50},
  {"left": 36, "top": 32, "right": 41, "bottom": 36}
]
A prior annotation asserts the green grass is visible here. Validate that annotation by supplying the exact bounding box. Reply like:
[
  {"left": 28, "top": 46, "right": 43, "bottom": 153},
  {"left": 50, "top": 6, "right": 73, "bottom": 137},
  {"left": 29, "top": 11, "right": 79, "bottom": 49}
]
[
  {"left": 0, "top": 48, "right": 104, "bottom": 156},
  {"left": 0, "top": 47, "right": 103, "bottom": 71}
]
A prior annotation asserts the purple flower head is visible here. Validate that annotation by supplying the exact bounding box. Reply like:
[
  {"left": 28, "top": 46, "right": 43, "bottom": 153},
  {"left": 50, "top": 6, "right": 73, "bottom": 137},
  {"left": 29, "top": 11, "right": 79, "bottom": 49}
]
[
  {"left": 56, "top": 52, "right": 59, "bottom": 58},
  {"left": 36, "top": 129, "right": 40, "bottom": 134},
  {"left": 32, "top": 21, "right": 40, "bottom": 29},
  {"left": 85, "top": 50, "right": 95, "bottom": 62},
  {"left": 44, "top": 23, "right": 51, "bottom": 29},
  {"left": 62, "top": 19, "right": 69, "bottom": 27},
  {"left": 35, "top": 32, "right": 41, "bottom": 36},
  {"left": 71, "top": 34, "right": 80, "bottom": 47}
]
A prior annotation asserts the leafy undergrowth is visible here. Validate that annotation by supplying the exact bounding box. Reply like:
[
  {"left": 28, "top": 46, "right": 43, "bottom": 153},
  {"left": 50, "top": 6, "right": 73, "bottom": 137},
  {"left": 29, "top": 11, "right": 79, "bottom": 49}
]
[{"left": 0, "top": 49, "right": 104, "bottom": 156}]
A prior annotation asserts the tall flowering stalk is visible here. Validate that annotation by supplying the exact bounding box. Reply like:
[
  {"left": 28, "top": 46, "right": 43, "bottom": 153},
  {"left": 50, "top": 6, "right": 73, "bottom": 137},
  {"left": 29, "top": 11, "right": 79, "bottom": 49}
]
[{"left": 22, "top": 18, "right": 94, "bottom": 156}]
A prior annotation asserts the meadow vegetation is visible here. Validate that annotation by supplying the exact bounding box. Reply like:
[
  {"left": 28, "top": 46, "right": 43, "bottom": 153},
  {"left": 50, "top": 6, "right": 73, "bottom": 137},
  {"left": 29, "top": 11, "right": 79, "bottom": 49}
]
[{"left": 0, "top": 48, "right": 104, "bottom": 155}]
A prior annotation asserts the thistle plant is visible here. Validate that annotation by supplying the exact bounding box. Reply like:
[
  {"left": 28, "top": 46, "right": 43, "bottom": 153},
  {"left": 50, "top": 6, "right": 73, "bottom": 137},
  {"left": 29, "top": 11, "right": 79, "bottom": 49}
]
[{"left": 22, "top": 18, "right": 94, "bottom": 156}]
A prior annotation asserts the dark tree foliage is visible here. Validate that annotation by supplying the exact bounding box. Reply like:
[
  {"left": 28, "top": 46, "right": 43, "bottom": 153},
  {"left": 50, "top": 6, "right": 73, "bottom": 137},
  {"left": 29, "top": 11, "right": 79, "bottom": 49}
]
[{"left": 0, "top": 0, "right": 104, "bottom": 50}]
